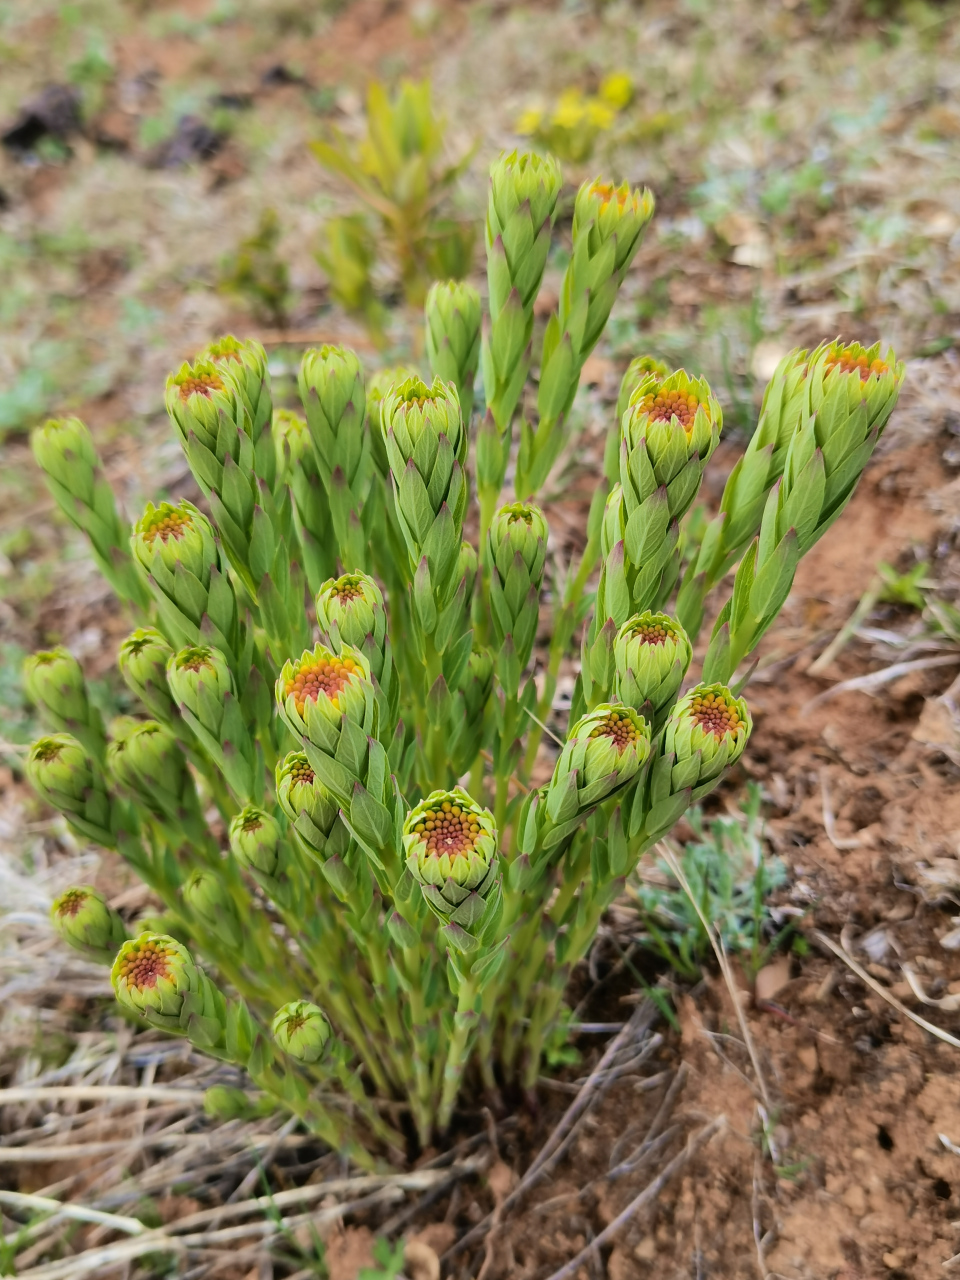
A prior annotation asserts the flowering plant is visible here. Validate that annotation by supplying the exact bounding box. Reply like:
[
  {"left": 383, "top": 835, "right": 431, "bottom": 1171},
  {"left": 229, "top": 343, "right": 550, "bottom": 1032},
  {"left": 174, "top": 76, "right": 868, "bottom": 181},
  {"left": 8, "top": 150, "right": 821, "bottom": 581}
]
[{"left": 25, "top": 145, "right": 903, "bottom": 1160}]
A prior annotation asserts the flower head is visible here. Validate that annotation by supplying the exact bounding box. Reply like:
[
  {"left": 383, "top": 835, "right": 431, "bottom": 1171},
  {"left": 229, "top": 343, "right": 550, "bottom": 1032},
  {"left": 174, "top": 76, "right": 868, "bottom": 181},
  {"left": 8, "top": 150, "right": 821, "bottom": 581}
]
[
  {"left": 167, "top": 645, "right": 234, "bottom": 721},
  {"left": 51, "top": 885, "right": 127, "bottom": 961},
  {"left": 572, "top": 178, "right": 654, "bottom": 271},
  {"left": 132, "top": 500, "right": 216, "bottom": 586},
  {"left": 118, "top": 628, "right": 176, "bottom": 721},
  {"left": 112, "top": 933, "right": 199, "bottom": 1031},
  {"left": 664, "top": 682, "right": 751, "bottom": 789},
  {"left": 165, "top": 359, "right": 233, "bottom": 451},
  {"left": 614, "top": 611, "right": 692, "bottom": 722},
  {"left": 315, "top": 573, "right": 386, "bottom": 658},
  {"left": 276, "top": 643, "right": 375, "bottom": 768},
  {"left": 616, "top": 355, "right": 670, "bottom": 422},
  {"left": 547, "top": 704, "right": 652, "bottom": 823},
  {"left": 273, "top": 408, "right": 311, "bottom": 473},
  {"left": 229, "top": 804, "right": 282, "bottom": 877},
  {"left": 272, "top": 1000, "right": 331, "bottom": 1063},
  {"left": 276, "top": 751, "right": 339, "bottom": 833},
  {"left": 23, "top": 647, "right": 89, "bottom": 727},
  {"left": 403, "top": 789, "right": 499, "bottom": 934},
  {"left": 489, "top": 502, "right": 549, "bottom": 583}
]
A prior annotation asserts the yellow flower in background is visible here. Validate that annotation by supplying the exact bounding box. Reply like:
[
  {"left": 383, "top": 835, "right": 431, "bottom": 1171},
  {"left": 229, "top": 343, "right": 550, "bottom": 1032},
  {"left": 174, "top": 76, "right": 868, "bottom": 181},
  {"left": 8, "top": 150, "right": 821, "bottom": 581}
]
[{"left": 513, "top": 74, "right": 633, "bottom": 163}]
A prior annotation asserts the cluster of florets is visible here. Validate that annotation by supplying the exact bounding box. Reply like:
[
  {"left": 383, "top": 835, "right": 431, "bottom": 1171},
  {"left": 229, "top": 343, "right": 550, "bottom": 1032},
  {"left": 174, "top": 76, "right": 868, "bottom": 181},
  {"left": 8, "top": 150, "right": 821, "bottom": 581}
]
[
  {"left": 115, "top": 936, "right": 174, "bottom": 991},
  {"left": 825, "top": 345, "right": 889, "bottom": 381},
  {"left": 633, "top": 386, "right": 703, "bottom": 431},
  {"left": 410, "top": 801, "right": 483, "bottom": 857},
  {"left": 588, "top": 708, "right": 643, "bottom": 748},
  {"left": 285, "top": 654, "right": 360, "bottom": 717},
  {"left": 141, "top": 507, "right": 192, "bottom": 544},
  {"left": 688, "top": 689, "right": 743, "bottom": 739}
]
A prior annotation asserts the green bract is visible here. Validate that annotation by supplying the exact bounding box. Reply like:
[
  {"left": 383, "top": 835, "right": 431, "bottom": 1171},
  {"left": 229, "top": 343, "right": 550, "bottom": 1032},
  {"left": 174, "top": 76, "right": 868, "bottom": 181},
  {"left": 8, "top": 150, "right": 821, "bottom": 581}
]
[
  {"left": 51, "top": 886, "right": 127, "bottom": 963},
  {"left": 487, "top": 502, "right": 548, "bottom": 682},
  {"left": 614, "top": 612, "right": 692, "bottom": 726},
  {"left": 183, "top": 869, "right": 243, "bottom": 948},
  {"left": 272, "top": 1000, "right": 331, "bottom": 1063}
]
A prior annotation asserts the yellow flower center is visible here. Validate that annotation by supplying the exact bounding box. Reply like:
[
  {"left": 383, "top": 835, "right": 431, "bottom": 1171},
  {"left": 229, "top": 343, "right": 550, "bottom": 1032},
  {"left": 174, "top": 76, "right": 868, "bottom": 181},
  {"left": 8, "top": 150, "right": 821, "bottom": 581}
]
[
  {"left": 333, "top": 575, "right": 365, "bottom": 602},
  {"left": 635, "top": 388, "right": 702, "bottom": 432},
  {"left": 412, "top": 801, "right": 482, "bottom": 856},
  {"left": 589, "top": 710, "right": 640, "bottom": 747},
  {"left": 178, "top": 372, "right": 224, "bottom": 401},
  {"left": 142, "top": 509, "right": 191, "bottom": 545},
  {"left": 690, "top": 691, "right": 742, "bottom": 738},
  {"left": 286, "top": 656, "right": 359, "bottom": 716},
  {"left": 288, "top": 757, "right": 316, "bottom": 787}
]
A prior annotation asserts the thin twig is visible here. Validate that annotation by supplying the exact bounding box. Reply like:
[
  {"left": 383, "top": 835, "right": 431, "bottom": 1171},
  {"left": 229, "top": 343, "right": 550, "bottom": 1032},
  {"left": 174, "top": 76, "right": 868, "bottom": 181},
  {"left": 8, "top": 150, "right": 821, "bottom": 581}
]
[
  {"left": 802, "top": 653, "right": 960, "bottom": 712},
  {"left": 0, "top": 1191, "right": 145, "bottom": 1244},
  {"left": 818, "top": 769, "right": 861, "bottom": 851},
  {"left": 660, "top": 844, "right": 773, "bottom": 1114},
  {"left": 0, "top": 1085, "right": 208, "bottom": 1106},
  {"left": 814, "top": 930, "right": 960, "bottom": 1049},
  {"left": 541, "top": 1118, "right": 727, "bottom": 1280},
  {"left": 443, "top": 999, "right": 659, "bottom": 1262}
]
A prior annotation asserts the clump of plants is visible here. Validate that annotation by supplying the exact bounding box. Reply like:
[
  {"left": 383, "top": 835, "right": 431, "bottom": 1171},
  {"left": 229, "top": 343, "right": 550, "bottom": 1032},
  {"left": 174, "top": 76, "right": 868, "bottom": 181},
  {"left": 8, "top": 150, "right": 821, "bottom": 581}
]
[
  {"left": 313, "top": 78, "right": 475, "bottom": 327},
  {"left": 26, "top": 145, "right": 903, "bottom": 1163}
]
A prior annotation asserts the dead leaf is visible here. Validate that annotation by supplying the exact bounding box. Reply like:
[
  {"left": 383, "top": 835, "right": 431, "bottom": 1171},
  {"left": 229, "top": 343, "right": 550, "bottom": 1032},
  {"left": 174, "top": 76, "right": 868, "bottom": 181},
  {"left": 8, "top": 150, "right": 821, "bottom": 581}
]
[
  {"left": 755, "top": 955, "right": 792, "bottom": 1004},
  {"left": 404, "top": 1239, "right": 440, "bottom": 1280}
]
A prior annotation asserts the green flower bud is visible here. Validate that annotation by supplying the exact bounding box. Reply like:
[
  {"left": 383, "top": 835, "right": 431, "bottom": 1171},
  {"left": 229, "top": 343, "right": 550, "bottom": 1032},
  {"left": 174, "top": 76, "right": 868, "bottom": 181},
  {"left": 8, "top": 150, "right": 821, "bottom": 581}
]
[
  {"left": 622, "top": 370, "right": 721, "bottom": 516},
  {"left": 614, "top": 612, "right": 692, "bottom": 725},
  {"left": 26, "top": 734, "right": 116, "bottom": 847},
  {"left": 380, "top": 376, "right": 468, "bottom": 589},
  {"left": 273, "top": 407, "right": 312, "bottom": 477},
  {"left": 118, "top": 629, "right": 176, "bottom": 723},
  {"left": 425, "top": 280, "right": 482, "bottom": 421},
  {"left": 487, "top": 502, "right": 548, "bottom": 671},
  {"left": 616, "top": 355, "right": 669, "bottom": 424},
  {"left": 365, "top": 365, "right": 419, "bottom": 477},
  {"left": 165, "top": 359, "right": 240, "bottom": 458},
  {"left": 132, "top": 500, "right": 217, "bottom": 588},
  {"left": 23, "top": 647, "right": 105, "bottom": 758},
  {"left": 297, "top": 344, "right": 367, "bottom": 488},
  {"left": 272, "top": 1000, "right": 331, "bottom": 1063},
  {"left": 51, "top": 885, "right": 127, "bottom": 963},
  {"left": 182, "top": 868, "right": 243, "bottom": 948},
  {"left": 107, "top": 719, "right": 199, "bottom": 825},
  {"left": 572, "top": 179, "right": 655, "bottom": 275},
  {"left": 547, "top": 705, "right": 651, "bottom": 823},
  {"left": 275, "top": 643, "right": 374, "bottom": 754},
  {"left": 663, "top": 683, "right": 751, "bottom": 791},
  {"left": 204, "top": 1085, "right": 258, "bottom": 1121},
  {"left": 488, "top": 151, "right": 563, "bottom": 309},
  {"left": 276, "top": 752, "right": 339, "bottom": 834},
  {"left": 111, "top": 933, "right": 201, "bottom": 1032},
  {"left": 315, "top": 573, "right": 386, "bottom": 665},
  {"left": 403, "top": 789, "right": 500, "bottom": 939},
  {"left": 197, "top": 334, "right": 272, "bottom": 440},
  {"left": 448, "top": 649, "right": 494, "bottom": 777},
  {"left": 810, "top": 338, "right": 903, "bottom": 432},
  {"left": 229, "top": 805, "right": 282, "bottom": 877},
  {"left": 167, "top": 646, "right": 234, "bottom": 731},
  {"left": 31, "top": 416, "right": 100, "bottom": 505}
]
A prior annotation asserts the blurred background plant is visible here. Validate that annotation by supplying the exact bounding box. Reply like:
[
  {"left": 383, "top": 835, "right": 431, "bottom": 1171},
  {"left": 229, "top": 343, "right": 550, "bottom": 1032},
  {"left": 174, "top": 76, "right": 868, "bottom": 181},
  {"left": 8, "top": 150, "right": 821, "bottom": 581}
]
[
  {"left": 515, "top": 71, "right": 634, "bottom": 164},
  {"left": 218, "top": 208, "right": 291, "bottom": 328},
  {"left": 311, "top": 78, "right": 476, "bottom": 334}
]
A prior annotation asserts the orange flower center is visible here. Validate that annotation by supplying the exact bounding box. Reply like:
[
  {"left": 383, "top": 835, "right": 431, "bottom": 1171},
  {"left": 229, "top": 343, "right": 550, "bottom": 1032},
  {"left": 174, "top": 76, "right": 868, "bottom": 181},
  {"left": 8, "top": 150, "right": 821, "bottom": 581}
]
[
  {"left": 118, "top": 939, "right": 173, "bottom": 990},
  {"left": 412, "top": 801, "right": 482, "bottom": 856},
  {"left": 589, "top": 710, "right": 640, "bottom": 747},
  {"left": 635, "top": 388, "right": 701, "bottom": 431},
  {"left": 825, "top": 348, "right": 888, "bottom": 381},
  {"left": 690, "top": 692, "right": 742, "bottom": 738},
  {"left": 142, "top": 510, "right": 191, "bottom": 544},
  {"left": 57, "top": 888, "right": 88, "bottom": 918},
  {"left": 285, "top": 656, "right": 358, "bottom": 716},
  {"left": 178, "top": 372, "right": 224, "bottom": 401}
]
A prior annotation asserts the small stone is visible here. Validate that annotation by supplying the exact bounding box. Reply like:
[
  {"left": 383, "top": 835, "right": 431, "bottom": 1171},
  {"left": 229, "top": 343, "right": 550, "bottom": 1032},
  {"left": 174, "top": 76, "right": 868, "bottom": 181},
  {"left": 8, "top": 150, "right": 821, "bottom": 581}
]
[{"left": 842, "top": 1183, "right": 867, "bottom": 1216}]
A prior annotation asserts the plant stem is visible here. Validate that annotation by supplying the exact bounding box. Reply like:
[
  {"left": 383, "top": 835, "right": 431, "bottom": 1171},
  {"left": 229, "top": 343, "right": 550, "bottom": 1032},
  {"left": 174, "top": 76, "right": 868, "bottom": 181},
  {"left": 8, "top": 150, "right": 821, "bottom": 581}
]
[{"left": 438, "top": 970, "right": 481, "bottom": 1132}]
